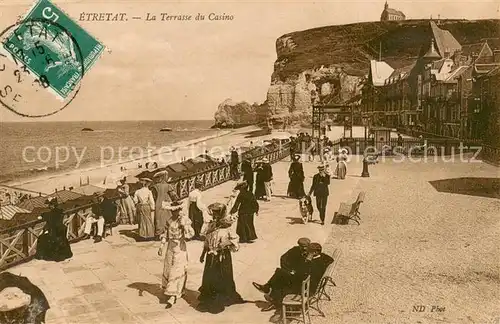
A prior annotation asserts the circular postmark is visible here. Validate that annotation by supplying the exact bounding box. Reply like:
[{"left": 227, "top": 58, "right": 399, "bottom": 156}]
[{"left": 0, "top": 17, "right": 85, "bottom": 118}]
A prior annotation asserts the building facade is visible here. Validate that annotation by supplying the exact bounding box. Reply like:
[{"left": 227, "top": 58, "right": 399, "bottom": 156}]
[
  {"left": 380, "top": 2, "right": 406, "bottom": 21},
  {"left": 362, "top": 21, "right": 500, "bottom": 142}
]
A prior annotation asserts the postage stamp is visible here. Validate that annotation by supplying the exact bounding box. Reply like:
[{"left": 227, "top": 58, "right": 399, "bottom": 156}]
[{"left": 2, "top": 0, "right": 104, "bottom": 100}]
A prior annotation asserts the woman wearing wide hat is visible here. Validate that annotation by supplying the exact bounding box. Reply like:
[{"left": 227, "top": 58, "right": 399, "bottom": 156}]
[
  {"left": 34, "top": 197, "right": 73, "bottom": 262},
  {"left": 158, "top": 200, "right": 194, "bottom": 308},
  {"left": 287, "top": 154, "right": 305, "bottom": 198},
  {"left": 198, "top": 203, "right": 244, "bottom": 314},
  {"left": 230, "top": 180, "right": 259, "bottom": 243},
  {"left": 240, "top": 157, "right": 254, "bottom": 193},
  {"left": 133, "top": 178, "right": 156, "bottom": 240}
]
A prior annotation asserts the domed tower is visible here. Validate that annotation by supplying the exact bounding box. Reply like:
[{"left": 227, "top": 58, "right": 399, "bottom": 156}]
[{"left": 423, "top": 39, "right": 441, "bottom": 61}]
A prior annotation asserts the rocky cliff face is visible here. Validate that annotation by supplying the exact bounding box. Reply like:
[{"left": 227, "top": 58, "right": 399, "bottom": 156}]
[
  {"left": 213, "top": 99, "right": 267, "bottom": 128},
  {"left": 214, "top": 19, "right": 500, "bottom": 127}
]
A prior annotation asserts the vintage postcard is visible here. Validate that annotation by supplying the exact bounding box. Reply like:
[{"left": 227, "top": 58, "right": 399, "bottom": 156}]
[{"left": 0, "top": 0, "right": 498, "bottom": 323}]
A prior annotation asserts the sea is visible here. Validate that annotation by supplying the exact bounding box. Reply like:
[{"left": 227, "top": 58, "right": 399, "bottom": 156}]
[{"left": 0, "top": 120, "right": 218, "bottom": 184}]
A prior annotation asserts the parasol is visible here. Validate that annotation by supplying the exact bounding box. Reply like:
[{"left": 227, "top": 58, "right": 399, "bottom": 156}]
[{"left": 0, "top": 271, "right": 49, "bottom": 323}]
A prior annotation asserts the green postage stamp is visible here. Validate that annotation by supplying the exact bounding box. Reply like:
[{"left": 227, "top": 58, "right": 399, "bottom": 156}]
[{"left": 2, "top": 0, "right": 104, "bottom": 99}]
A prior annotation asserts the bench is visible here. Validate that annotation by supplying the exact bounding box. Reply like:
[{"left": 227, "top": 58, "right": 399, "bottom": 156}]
[
  {"left": 308, "top": 248, "right": 342, "bottom": 317},
  {"left": 333, "top": 192, "right": 365, "bottom": 225}
]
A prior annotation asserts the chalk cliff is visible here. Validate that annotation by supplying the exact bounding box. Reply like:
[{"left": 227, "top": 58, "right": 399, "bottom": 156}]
[{"left": 213, "top": 19, "right": 500, "bottom": 127}]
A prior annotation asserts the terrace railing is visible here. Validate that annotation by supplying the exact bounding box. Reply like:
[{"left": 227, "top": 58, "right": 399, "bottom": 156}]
[
  {"left": 0, "top": 140, "right": 291, "bottom": 270},
  {"left": 324, "top": 137, "right": 482, "bottom": 156}
]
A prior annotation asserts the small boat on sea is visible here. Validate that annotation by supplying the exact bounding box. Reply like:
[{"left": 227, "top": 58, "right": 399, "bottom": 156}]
[
  {"left": 159, "top": 127, "right": 172, "bottom": 132},
  {"left": 81, "top": 128, "right": 94, "bottom": 132}
]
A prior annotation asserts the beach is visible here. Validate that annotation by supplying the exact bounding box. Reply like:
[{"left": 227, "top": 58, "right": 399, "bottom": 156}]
[
  {"left": 5, "top": 125, "right": 289, "bottom": 194},
  {"left": 4, "top": 125, "right": 409, "bottom": 195}
]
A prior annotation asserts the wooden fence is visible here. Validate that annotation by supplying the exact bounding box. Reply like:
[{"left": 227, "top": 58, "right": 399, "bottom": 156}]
[{"left": 0, "top": 141, "right": 291, "bottom": 271}]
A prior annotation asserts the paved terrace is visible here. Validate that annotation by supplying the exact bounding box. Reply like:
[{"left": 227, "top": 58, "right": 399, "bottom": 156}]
[{"left": 7, "top": 156, "right": 500, "bottom": 324}]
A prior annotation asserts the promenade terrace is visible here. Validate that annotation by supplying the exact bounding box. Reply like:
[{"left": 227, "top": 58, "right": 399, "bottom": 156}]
[{"left": 5, "top": 155, "right": 499, "bottom": 324}]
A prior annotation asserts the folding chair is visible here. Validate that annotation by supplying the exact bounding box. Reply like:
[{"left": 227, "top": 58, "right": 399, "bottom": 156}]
[{"left": 282, "top": 275, "right": 311, "bottom": 324}]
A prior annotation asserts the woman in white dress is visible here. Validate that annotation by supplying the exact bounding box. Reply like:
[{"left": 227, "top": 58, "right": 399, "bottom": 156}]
[
  {"left": 157, "top": 201, "right": 194, "bottom": 308},
  {"left": 335, "top": 148, "right": 348, "bottom": 179}
]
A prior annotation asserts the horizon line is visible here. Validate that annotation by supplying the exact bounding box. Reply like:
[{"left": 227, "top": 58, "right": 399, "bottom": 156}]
[{"left": 0, "top": 119, "right": 214, "bottom": 123}]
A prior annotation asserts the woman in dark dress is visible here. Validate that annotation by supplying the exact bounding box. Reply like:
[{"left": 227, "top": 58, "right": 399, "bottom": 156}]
[
  {"left": 230, "top": 181, "right": 259, "bottom": 243},
  {"left": 287, "top": 154, "right": 305, "bottom": 198},
  {"left": 254, "top": 160, "right": 266, "bottom": 200},
  {"left": 197, "top": 203, "right": 244, "bottom": 314},
  {"left": 34, "top": 198, "right": 73, "bottom": 262},
  {"left": 240, "top": 157, "right": 254, "bottom": 193}
]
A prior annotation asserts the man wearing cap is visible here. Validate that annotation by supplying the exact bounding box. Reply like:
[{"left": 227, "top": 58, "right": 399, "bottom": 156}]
[
  {"left": 280, "top": 237, "right": 310, "bottom": 273},
  {"left": 252, "top": 238, "right": 310, "bottom": 312},
  {"left": 308, "top": 164, "right": 331, "bottom": 225}
]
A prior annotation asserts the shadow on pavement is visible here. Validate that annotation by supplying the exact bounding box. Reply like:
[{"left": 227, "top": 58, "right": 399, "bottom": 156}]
[
  {"left": 119, "top": 229, "right": 147, "bottom": 242},
  {"left": 127, "top": 282, "right": 168, "bottom": 304},
  {"left": 286, "top": 217, "right": 305, "bottom": 225},
  {"left": 429, "top": 177, "right": 500, "bottom": 199},
  {"left": 181, "top": 288, "right": 200, "bottom": 309}
]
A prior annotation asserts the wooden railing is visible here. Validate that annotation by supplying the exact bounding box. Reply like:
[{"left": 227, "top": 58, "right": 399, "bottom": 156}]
[
  {"left": 0, "top": 140, "right": 291, "bottom": 270},
  {"left": 323, "top": 137, "right": 482, "bottom": 156}
]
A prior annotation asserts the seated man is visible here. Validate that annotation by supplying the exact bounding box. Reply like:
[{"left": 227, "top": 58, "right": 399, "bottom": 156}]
[
  {"left": 82, "top": 193, "right": 107, "bottom": 243},
  {"left": 254, "top": 242, "right": 334, "bottom": 322},
  {"left": 252, "top": 237, "right": 311, "bottom": 312}
]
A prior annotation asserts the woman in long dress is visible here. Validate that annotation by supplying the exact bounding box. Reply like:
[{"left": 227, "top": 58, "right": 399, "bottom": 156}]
[
  {"left": 133, "top": 178, "right": 155, "bottom": 240},
  {"left": 287, "top": 154, "right": 305, "bottom": 198},
  {"left": 152, "top": 171, "right": 174, "bottom": 239},
  {"left": 34, "top": 198, "right": 73, "bottom": 262},
  {"left": 335, "top": 148, "right": 348, "bottom": 179},
  {"left": 230, "top": 181, "right": 259, "bottom": 243},
  {"left": 117, "top": 178, "right": 136, "bottom": 225},
  {"left": 157, "top": 201, "right": 194, "bottom": 308},
  {"left": 186, "top": 181, "right": 209, "bottom": 240},
  {"left": 198, "top": 203, "right": 245, "bottom": 314},
  {"left": 240, "top": 157, "right": 254, "bottom": 193}
]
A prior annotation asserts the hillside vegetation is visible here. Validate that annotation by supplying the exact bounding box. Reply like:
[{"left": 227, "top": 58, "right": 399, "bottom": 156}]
[{"left": 273, "top": 19, "right": 500, "bottom": 81}]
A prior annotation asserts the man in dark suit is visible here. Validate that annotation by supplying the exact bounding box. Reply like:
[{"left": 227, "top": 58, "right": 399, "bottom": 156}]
[
  {"left": 258, "top": 242, "right": 334, "bottom": 323},
  {"left": 252, "top": 237, "right": 311, "bottom": 312},
  {"left": 308, "top": 164, "right": 330, "bottom": 225},
  {"left": 280, "top": 237, "right": 310, "bottom": 272}
]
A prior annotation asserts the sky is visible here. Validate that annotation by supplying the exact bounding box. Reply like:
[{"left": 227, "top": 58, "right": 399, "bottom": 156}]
[{"left": 0, "top": 0, "right": 498, "bottom": 122}]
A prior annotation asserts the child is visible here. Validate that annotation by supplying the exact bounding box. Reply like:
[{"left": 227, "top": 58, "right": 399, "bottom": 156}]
[{"left": 298, "top": 195, "right": 313, "bottom": 224}]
